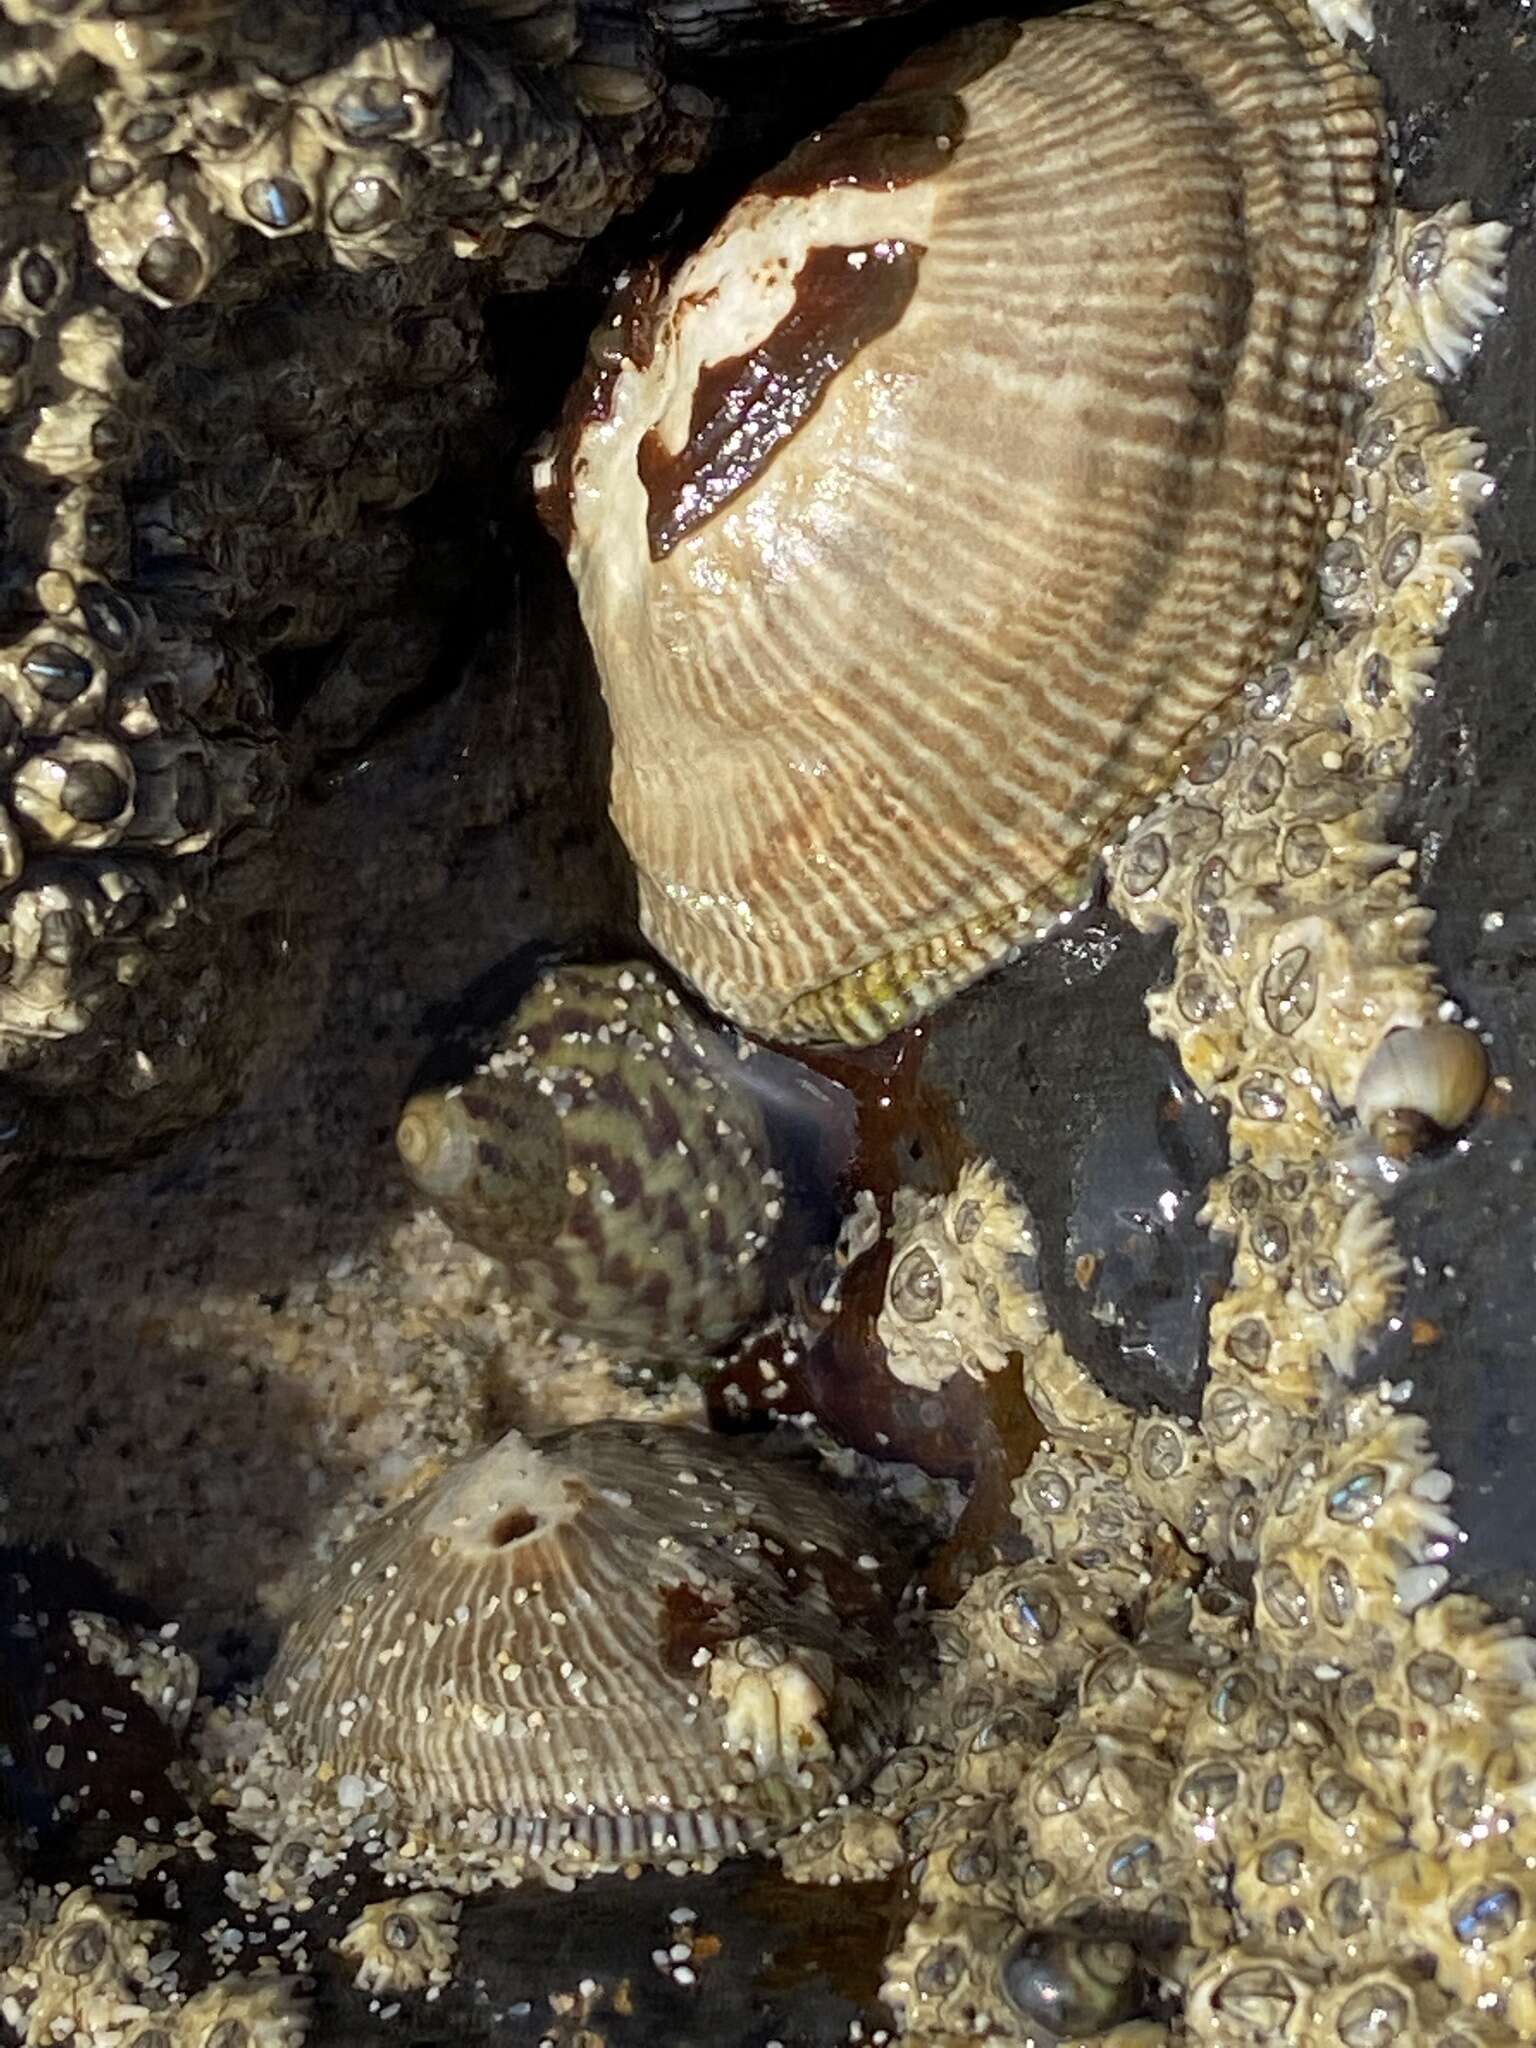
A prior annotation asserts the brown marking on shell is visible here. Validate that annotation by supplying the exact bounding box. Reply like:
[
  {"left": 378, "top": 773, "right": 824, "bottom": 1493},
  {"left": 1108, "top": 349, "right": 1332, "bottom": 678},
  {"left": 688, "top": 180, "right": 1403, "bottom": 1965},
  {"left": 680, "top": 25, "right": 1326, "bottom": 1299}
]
[
  {"left": 537, "top": 257, "right": 674, "bottom": 556},
  {"left": 638, "top": 239, "right": 924, "bottom": 560},
  {"left": 755, "top": 23, "right": 1018, "bottom": 201},
  {"left": 549, "top": 0, "right": 1385, "bottom": 1043},
  {"left": 263, "top": 1422, "right": 904, "bottom": 1876}
]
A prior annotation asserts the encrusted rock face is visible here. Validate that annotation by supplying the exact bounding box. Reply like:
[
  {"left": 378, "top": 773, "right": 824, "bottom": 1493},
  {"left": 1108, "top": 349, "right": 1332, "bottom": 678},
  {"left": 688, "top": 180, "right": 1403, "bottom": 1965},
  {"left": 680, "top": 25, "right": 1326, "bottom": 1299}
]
[
  {"left": 0, "top": 0, "right": 730, "bottom": 1141},
  {"left": 1, "top": 4, "right": 717, "bottom": 303},
  {"left": 0, "top": 1883, "right": 313, "bottom": 2048},
  {"left": 0, "top": 208, "right": 496, "bottom": 1136},
  {"left": 783, "top": 172, "right": 1531, "bottom": 2048}
]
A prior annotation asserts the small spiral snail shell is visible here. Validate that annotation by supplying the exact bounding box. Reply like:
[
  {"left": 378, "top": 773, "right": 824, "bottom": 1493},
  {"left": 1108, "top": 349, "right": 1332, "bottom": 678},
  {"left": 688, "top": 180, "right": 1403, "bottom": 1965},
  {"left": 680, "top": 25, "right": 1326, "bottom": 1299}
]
[
  {"left": 396, "top": 960, "right": 852, "bottom": 1361},
  {"left": 263, "top": 1422, "right": 903, "bottom": 1879},
  {"left": 1353, "top": 1021, "right": 1490, "bottom": 1151},
  {"left": 541, "top": 0, "right": 1384, "bottom": 1043}
]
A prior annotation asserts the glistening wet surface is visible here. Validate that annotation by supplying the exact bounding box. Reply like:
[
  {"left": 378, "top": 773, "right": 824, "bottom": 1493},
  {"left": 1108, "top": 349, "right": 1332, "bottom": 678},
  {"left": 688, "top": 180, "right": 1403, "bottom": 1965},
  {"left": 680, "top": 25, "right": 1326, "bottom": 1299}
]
[{"left": 0, "top": 3, "right": 1533, "bottom": 2044}]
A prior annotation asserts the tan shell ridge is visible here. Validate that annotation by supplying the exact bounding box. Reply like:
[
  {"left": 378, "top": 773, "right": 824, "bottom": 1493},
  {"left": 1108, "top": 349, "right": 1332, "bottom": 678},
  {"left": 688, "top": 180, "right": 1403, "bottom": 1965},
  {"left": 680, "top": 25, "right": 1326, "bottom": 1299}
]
[
  {"left": 556, "top": 0, "right": 1386, "bottom": 1046},
  {"left": 262, "top": 1423, "right": 900, "bottom": 1872}
]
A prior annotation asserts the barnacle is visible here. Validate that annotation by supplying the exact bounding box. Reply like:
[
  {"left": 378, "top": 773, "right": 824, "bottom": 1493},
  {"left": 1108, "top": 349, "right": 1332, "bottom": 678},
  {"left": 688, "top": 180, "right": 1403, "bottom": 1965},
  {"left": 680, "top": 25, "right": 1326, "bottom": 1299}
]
[
  {"left": 878, "top": 1160, "right": 1047, "bottom": 1390},
  {"left": 1374, "top": 202, "right": 1513, "bottom": 383},
  {"left": 0, "top": 1887, "right": 169, "bottom": 2048},
  {"left": 396, "top": 959, "right": 852, "bottom": 1360},
  {"left": 946, "top": 1562, "right": 1127, "bottom": 1710},
  {"left": 998, "top": 1932, "right": 1147, "bottom": 2042},
  {"left": 336, "top": 1893, "right": 460, "bottom": 1997},
  {"left": 1009, "top": 1453, "right": 1157, "bottom": 1611},
  {"left": 177, "top": 1974, "right": 310, "bottom": 2048}
]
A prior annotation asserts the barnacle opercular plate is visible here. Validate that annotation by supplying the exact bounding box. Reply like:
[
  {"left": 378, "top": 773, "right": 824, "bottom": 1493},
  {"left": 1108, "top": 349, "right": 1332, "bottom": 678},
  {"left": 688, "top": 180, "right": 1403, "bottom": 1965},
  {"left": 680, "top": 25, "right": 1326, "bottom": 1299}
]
[
  {"left": 542, "top": 0, "right": 1384, "bottom": 1043},
  {"left": 254, "top": 1420, "right": 907, "bottom": 1885}
]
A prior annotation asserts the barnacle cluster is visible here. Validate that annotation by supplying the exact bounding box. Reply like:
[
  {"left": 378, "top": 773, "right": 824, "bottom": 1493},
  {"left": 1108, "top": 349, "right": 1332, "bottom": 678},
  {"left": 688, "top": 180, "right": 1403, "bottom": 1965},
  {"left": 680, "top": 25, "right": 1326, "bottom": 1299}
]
[
  {"left": 1107, "top": 196, "right": 1508, "bottom": 1517},
  {"left": 785, "top": 191, "right": 1530, "bottom": 2046},
  {"left": 879, "top": 1160, "right": 1051, "bottom": 1392},
  {"left": 0, "top": 0, "right": 721, "bottom": 1128},
  {"left": 0, "top": 1885, "right": 311, "bottom": 2047},
  {"left": 1, "top": 4, "right": 713, "bottom": 303}
]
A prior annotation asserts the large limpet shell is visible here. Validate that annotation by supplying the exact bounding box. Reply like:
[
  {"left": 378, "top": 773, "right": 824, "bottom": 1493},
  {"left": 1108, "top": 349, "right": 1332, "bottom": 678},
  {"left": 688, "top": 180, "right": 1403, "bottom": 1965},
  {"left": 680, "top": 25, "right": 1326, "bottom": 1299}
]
[
  {"left": 542, "top": 0, "right": 1384, "bottom": 1043},
  {"left": 263, "top": 1422, "right": 905, "bottom": 1878}
]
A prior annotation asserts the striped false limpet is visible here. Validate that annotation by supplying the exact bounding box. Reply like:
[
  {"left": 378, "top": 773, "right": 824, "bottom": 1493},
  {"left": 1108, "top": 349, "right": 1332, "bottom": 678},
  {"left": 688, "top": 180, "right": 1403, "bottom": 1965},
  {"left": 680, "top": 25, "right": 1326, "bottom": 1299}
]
[
  {"left": 258, "top": 1421, "right": 907, "bottom": 1886},
  {"left": 538, "top": 0, "right": 1385, "bottom": 1043}
]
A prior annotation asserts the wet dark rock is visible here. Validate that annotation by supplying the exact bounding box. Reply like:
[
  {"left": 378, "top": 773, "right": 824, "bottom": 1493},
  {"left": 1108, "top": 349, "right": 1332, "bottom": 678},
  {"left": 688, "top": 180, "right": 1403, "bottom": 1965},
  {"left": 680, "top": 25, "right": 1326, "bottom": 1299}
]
[
  {"left": 925, "top": 910, "right": 1229, "bottom": 1418},
  {"left": 1367, "top": 0, "right": 1536, "bottom": 1619},
  {"left": 319, "top": 1867, "right": 897, "bottom": 2047}
]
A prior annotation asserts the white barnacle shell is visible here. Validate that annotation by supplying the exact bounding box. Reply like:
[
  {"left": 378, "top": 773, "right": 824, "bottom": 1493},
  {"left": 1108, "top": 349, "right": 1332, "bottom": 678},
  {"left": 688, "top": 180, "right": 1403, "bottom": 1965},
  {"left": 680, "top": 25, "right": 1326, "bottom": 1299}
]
[
  {"left": 11, "top": 735, "right": 135, "bottom": 851},
  {"left": 83, "top": 158, "right": 234, "bottom": 308},
  {"left": 263, "top": 1421, "right": 904, "bottom": 1881},
  {"left": 878, "top": 1158, "right": 1047, "bottom": 1390},
  {"left": 3, "top": 1887, "right": 168, "bottom": 2048},
  {"left": 178, "top": 1973, "right": 310, "bottom": 2048},
  {"left": 1373, "top": 201, "right": 1513, "bottom": 385},
  {"left": 543, "top": 0, "right": 1385, "bottom": 1043},
  {"left": 336, "top": 1892, "right": 460, "bottom": 1996}
]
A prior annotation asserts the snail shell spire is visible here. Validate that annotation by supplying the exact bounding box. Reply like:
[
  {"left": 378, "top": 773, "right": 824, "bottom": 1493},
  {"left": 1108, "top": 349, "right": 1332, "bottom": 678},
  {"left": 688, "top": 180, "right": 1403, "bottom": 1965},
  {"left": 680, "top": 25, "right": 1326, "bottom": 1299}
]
[{"left": 542, "top": 0, "right": 1385, "bottom": 1044}]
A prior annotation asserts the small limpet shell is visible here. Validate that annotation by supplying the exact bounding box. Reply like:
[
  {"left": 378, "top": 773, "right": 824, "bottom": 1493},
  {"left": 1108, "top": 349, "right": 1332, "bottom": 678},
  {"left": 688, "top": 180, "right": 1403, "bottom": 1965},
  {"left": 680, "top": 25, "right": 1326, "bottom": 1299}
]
[
  {"left": 544, "top": 0, "right": 1384, "bottom": 1042},
  {"left": 396, "top": 959, "right": 852, "bottom": 1361},
  {"left": 264, "top": 1421, "right": 904, "bottom": 1879}
]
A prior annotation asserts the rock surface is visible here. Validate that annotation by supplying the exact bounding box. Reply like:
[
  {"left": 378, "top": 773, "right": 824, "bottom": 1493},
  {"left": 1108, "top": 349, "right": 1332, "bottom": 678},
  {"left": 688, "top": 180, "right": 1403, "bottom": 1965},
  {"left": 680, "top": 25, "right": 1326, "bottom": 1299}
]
[{"left": 0, "top": 3, "right": 1532, "bottom": 2045}]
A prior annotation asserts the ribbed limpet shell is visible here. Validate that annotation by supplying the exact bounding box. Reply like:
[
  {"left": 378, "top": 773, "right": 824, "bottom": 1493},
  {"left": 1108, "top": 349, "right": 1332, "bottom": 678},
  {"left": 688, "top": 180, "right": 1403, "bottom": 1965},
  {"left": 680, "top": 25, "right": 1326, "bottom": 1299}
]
[
  {"left": 541, "top": 0, "right": 1384, "bottom": 1043},
  {"left": 264, "top": 1422, "right": 904, "bottom": 1878}
]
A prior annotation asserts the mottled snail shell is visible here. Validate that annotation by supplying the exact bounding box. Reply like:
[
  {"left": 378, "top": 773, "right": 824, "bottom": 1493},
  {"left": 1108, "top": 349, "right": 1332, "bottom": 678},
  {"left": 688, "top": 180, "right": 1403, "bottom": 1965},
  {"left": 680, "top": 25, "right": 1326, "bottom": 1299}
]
[
  {"left": 264, "top": 1421, "right": 902, "bottom": 1875},
  {"left": 396, "top": 960, "right": 852, "bottom": 1360},
  {"left": 541, "top": 0, "right": 1384, "bottom": 1043}
]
